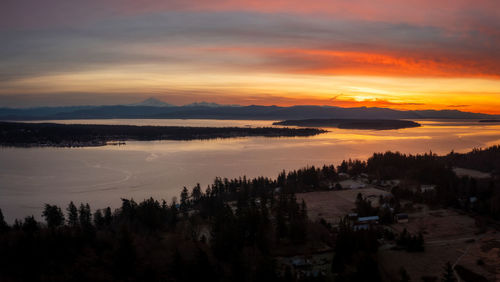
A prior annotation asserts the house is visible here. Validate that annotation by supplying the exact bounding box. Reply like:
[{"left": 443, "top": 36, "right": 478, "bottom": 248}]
[
  {"left": 420, "top": 184, "right": 436, "bottom": 192},
  {"left": 348, "top": 213, "right": 358, "bottom": 221},
  {"left": 395, "top": 213, "right": 409, "bottom": 223},
  {"left": 357, "top": 216, "right": 379, "bottom": 224},
  {"left": 338, "top": 172, "right": 350, "bottom": 180},
  {"left": 353, "top": 224, "right": 370, "bottom": 231},
  {"left": 354, "top": 215, "right": 379, "bottom": 230},
  {"left": 349, "top": 183, "right": 366, "bottom": 189},
  {"left": 291, "top": 258, "right": 310, "bottom": 268},
  {"left": 380, "top": 179, "right": 400, "bottom": 188},
  {"left": 391, "top": 180, "right": 401, "bottom": 187},
  {"left": 358, "top": 173, "right": 370, "bottom": 183}
]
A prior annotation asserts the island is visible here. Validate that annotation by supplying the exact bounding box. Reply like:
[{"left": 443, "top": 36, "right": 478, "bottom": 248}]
[
  {"left": 0, "top": 122, "right": 326, "bottom": 147},
  {"left": 479, "top": 119, "right": 500, "bottom": 123},
  {"left": 273, "top": 118, "right": 421, "bottom": 130}
]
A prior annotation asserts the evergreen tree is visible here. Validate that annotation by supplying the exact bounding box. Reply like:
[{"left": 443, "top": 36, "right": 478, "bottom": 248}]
[
  {"left": 67, "top": 201, "right": 79, "bottom": 227},
  {"left": 441, "top": 262, "right": 456, "bottom": 282},
  {"left": 275, "top": 208, "right": 287, "bottom": 240},
  {"left": 113, "top": 227, "right": 136, "bottom": 279},
  {"left": 93, "top": 209, "right": 105, "bottom": 228},
  {"left": 42, "top": 204, "right": 65, "bottom": 228},
  {"left": 338, "top": 160, "right": 349, "bottom": 173},
  {"left": 191, "top": 183, "right": 202, "bottom": 202},
  {"left": 168, "top": 200, "right": 179, "bottom": 227},
  {"left": 120, "top": 199, "right": 137, "bottom": 221},
  {"left": 0, "top": 208, "right": 9, "bottom": 232},
  {"left": 193, "top": 247, "right": 217, "bottom": 281},
  {"left": 180, "top": 187, "right": 189, "bottom": 216},
  {"left": 78, "top": 203, "right": 92, "bottom": 229},
  {"left": 399, "top": 267, "right": 410, "bottom": 282},
  {"left": 103, "top": 207, "right": 113, "bottom": 226},
  {"left": 22, "top": 215, "right": 39, "bottom": 234},
  {"left": 12, "top": 219, "right": 22, "bottom": 230}
]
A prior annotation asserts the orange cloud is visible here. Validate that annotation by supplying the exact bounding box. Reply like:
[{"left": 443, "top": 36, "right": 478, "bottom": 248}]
[{"left": 206, "top": 47, "right": 500, "bottom": 78}]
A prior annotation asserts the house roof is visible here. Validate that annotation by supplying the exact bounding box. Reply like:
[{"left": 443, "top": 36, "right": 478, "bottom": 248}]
[
  {"left": 395, "top": 213, "right": 408, "bottom": 219},
  {"left": 358, "top": 216, "right": 379, "bottom": 222}
]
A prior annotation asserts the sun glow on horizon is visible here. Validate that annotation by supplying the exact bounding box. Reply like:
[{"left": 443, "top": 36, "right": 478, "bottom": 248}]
[{"left": 2, "top": 68, "right": 500, "bottom": 114}]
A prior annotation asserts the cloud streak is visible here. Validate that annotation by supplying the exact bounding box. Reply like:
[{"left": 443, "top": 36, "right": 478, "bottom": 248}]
[
  {"left": 2, "top": 12, "right": 499, "bottom": 82},
  {"left": 3, "top": 0, "right": 500, "bottom": 32}
]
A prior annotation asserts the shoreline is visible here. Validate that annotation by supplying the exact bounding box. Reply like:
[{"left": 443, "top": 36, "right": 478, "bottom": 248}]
[{"left": 0, "top": 121, "right": 327, "bottom": 148}]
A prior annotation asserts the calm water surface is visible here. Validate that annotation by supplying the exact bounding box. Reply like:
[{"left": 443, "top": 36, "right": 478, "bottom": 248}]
[{"left": 2, "top": 119, "right": 500, "bottom": 222}]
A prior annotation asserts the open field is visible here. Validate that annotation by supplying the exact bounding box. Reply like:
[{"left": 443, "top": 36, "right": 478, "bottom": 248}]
[
  {"left": 297, "top": 187, "right": 391, "bottom": 224},
  {"left": 379, "top": 208, "right": 500, "bottom": 281},
  {"left": 297, "top": 187, "right": 500, "bottom": 281},
  {"left": 453, "top": 167, "right": 491, "bottom": 179}
]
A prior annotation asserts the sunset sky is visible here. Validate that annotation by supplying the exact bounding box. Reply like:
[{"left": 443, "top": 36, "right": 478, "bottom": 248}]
[{"left": 1, "top": 0, "right": 500, "bottom": 113}]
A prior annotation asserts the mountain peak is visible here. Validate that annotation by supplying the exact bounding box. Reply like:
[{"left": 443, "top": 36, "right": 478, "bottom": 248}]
[{"left": 130, "top": 98, "right": 172, "bottom": 107}]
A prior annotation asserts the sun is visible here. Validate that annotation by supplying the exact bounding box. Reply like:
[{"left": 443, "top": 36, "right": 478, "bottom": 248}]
[{"left": 352, "top": 95, "right": 377, "bottom": 102}]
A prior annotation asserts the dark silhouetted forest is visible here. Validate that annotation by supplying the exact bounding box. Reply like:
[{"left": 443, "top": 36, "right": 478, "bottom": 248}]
[{"left": 0, "top": 122, "right": 326, "bottom": 147}]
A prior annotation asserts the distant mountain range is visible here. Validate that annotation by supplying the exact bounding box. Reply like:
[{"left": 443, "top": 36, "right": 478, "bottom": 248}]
[
  {"left": 128, "top": 97, "right": 174, "bottom": 107},
  {"left": 1, "top": 98, "right": 498, "bottom": 120}
]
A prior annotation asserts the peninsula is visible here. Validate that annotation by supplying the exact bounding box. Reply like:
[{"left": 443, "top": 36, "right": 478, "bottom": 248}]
[{"left": 0, "top": 122, "right": 326, "bottom": 147}]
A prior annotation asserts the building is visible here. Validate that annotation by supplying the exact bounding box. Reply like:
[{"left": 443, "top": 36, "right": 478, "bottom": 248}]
[
  {"left": 349, "top": 182, "right": 366, "bottom": 189},
  {"left": 395, "top": 213, "right": 409, "bottom": 223},
  {"left": 353, "top": 215, "right": 379, "bottom": 230},
  {"left": 338, "top": 172, "right": 350, "bottom": 180},
  {"left": 348, "top": 213, "right": 358, "bottom": 221},
  {"left": 420, "top": 184, "right": 436, "bottom": 192},
  {"left": 357, "top": 216, "right": 379, "bottom": 224}
]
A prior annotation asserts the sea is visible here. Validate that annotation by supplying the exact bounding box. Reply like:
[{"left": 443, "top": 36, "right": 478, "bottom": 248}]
[{"left": 1, "top": 119, "right": 500, "bottom": 222}]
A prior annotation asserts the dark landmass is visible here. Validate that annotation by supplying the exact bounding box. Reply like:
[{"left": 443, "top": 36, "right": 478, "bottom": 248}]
[
  {"left": 445, "top": 145, "right": 500, "bottom": 173},
  {"left": 479, "top": 119, "right": 500, "bottom": 123},
  {"left": 1, "top": 98, "right": 498, "bottom": 120},
  {"left": 273, "top": 119, "right": 421, "bottom": 130},
  {"left": 1, "top": 145, "right": 500, "bottom": 281},
  {"left": 0, "top": 122, "right": 326, "bottom": 147}
]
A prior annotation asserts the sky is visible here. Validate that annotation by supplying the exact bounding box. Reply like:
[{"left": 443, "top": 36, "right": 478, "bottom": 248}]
[{"left": 1, "top": 0, "right": 500, "bottom": 113}]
